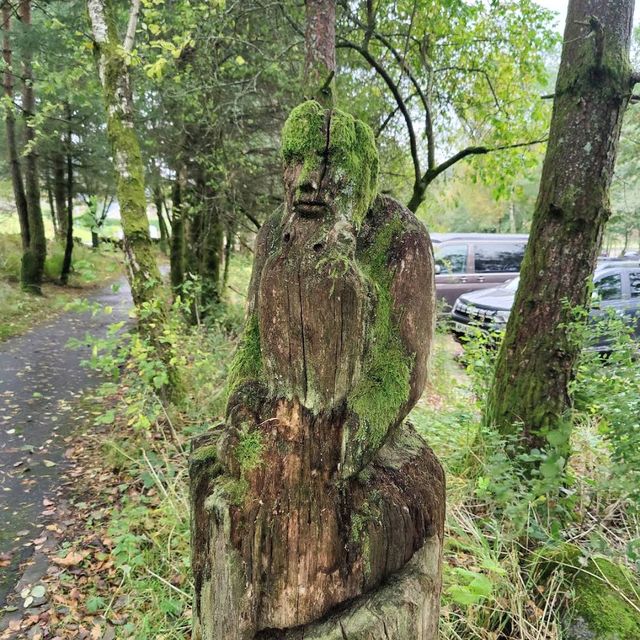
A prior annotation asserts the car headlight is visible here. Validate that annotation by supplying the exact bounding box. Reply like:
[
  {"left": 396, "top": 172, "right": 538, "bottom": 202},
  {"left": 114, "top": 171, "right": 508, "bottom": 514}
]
[{"left": 494, "top": 310, "right": 510, "bottom": 324}]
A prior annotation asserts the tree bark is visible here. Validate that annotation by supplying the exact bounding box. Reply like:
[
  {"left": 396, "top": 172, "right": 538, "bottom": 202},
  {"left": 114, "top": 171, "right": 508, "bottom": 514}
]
[
  {"left": 18, "top": 0, "right": 46, "bottom": 294},
  {"left": 485, "top": 0, "right": 635, "bottom": 452},
  {"left": 45, "top": 170, "right": 58, "bottom": 238},
  {"left": 87, "top": 0, "right": 161, "bottom": 307},
  {"left": 2, "top": 1, "right": 30, "bottom": 254},
  {"left": 153, "top": 184, "right": 170, "bottom": 255},
  {"left": 304, "top": 0, "right": 336, "bottom": 107},
  {"left": 87, "top": 0, "right": 181, "bottom": 401},
  {"left": 60, "top": 117, "right": 74, "bottom": 285},
  {"left": 190, "top": 103, "right": 444, "bottom": 640},
  {"left": 170, "top": 169, "right": 186, "bottom": 291},
  {"left": 52, "top": 150, "right": 68, "bottom": 239}
]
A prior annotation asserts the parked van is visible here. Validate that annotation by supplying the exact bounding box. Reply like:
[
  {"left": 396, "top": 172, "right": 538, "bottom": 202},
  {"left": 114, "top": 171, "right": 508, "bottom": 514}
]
[{"left": 431, "top": 233, "right": 528, "bottom": 307}]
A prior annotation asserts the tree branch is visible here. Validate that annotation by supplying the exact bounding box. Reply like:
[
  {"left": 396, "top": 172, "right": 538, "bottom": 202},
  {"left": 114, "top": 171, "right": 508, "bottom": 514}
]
[
  {"left": 338, "top": 0, "right": 435, "bottom": 169},
  {"left": 337, "top": 38, "right": 421, "bottom": 186},
  {"left": 424, "top": 137, "right": 548, "bottom": 186},
  {"left": 123, "top": 0, "right": 141, "bottom": 53}
]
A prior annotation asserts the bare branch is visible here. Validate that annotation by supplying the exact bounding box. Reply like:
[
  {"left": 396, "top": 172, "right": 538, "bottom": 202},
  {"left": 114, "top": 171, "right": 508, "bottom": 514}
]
[
  {"left": 337, "top": 38, "right": 421, "bottom": 186},
  {"left": 338, "top": 0, "right": 435, "bottom": 169},
  {"left": 424, "top": 137, "right": 548, "bottom": 186}
]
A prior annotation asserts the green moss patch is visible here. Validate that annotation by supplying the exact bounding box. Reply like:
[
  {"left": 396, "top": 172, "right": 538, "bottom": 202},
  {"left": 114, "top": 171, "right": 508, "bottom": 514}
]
[
  {"left": 347, "top": 216, "right": 413, "bottom": 450},
  {"left": 281, "top": 100, "right": 379, "bottom": 227},
  {"left": 225, "top": 313, "right": 262, "bottom": 400},
  {"left": 540, "top": 544, "right": 640, "bottom": 639},
  {"left": 570, "top": 556, "right": 640, "bottom": 639},
  {"left": 235, "top": 426, "right": 264, "bottom": 472}
]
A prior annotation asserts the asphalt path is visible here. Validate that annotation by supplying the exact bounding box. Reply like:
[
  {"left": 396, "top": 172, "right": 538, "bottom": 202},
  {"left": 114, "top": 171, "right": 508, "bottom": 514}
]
[{"left": 0, "top": 278, "right": 132, "bottom": 604}]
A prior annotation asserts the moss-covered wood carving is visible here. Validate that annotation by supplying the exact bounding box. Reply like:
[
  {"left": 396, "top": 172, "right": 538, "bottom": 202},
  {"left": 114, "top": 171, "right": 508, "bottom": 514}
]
[{"left": 190, "top": 101, "right": 445, "bottom": 640}]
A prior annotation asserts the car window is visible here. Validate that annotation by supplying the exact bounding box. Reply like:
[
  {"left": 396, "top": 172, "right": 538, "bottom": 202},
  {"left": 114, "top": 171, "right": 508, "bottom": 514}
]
[
  {"left": 434, "top": 244, "right": 467, "bottom": 274},
  {"left": 630, "top": 271, "right": 640, "bottom": 297},
  {"left": 474, "top": 243, "right": 526, "bottom": 273},
  {"left": 594, "top": 273, "right": 622, "bottom": 301}
]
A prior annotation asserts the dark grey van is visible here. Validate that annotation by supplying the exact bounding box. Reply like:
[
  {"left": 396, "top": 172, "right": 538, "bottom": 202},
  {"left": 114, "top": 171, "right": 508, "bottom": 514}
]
[{"left": 431, "top": 233, "right": 528, "bottom": 307}]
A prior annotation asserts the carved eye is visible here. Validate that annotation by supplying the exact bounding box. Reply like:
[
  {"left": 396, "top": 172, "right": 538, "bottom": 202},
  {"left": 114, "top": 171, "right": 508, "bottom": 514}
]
[
  {"left": 313, "top": 242, "right": 324, "bottom": 252},
  {"left": 283, "top": 232, "right": 291, "bottom": 243}
]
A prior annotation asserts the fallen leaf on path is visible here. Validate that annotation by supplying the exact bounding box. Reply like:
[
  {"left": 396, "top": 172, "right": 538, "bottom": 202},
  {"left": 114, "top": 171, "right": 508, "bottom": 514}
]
[{"left": 51, "top": 550, "right": 88, "bottom": 567}]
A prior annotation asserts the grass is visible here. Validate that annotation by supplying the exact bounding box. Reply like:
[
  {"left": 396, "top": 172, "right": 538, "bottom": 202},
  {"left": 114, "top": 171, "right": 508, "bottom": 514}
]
[{"left": 0, "top": 233, "right": 124, "bottom": 341}]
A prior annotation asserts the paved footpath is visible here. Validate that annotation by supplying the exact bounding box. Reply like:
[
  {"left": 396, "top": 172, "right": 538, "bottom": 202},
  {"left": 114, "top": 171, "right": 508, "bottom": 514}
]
[{"left": 0, "top": 279, "right": 132, "bottom": 604}]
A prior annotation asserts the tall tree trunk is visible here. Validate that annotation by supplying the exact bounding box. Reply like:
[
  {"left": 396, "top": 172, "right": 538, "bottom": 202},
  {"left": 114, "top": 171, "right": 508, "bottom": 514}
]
[
  {"left": 153, "top": 184, "right": 170, "bottom": 254},
  {"left": 2, "top": 3, "right": 29, "bottom": 253},
  {"left": 19, "top": 0, "right": 46, "bottom": 294},
  {"left": 222, "top": 223, "right": 234, "bottom": 290},
  {"left": 304, "top": 0, "right": 335, "bottom": 106},
  {"left": 87, "top": 0, "right": 161, "bottom": 307},
  {"left": 87, "top": 0, "right": 181, "bottom": 401},
  {"left": 190, "top": 103, "right": 444, "bottom": 640},
  {"left": 170, "top": 170, "right": 186, "bottom": 291},
  {"left": 60, "top": 115, "right": 74, "bottom": 285},
  {"left": 45, "top": 171, "right": 58, "bottom": 238},
  {"left": 485, "top": 0, "right": 635, "bottom": 453},
  {"left": 52, "top": 151, "right": 67, "bottom": 239},
  {"left": 509, "top": 201, "right": 517, "bottom": 234},
  {"left": 200, "top": 201, "right": 223, "bottom": 308}
]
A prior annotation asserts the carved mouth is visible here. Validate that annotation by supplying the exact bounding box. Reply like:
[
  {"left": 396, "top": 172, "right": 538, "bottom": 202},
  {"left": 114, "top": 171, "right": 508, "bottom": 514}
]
[{"left": 294, "top": 200, "right": 327, "bottom": 217}]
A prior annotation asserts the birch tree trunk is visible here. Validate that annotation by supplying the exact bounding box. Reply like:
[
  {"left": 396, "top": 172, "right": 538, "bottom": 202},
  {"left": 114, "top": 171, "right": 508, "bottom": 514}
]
[
  {"left": 190, "top": 102, "right": 444, "bottom": 640},
  {"left": 485, "top": 0, "right": 635, "bottom": 452},
  {"left": 86, "top": 0, "right": 161, "bottom": 307}
]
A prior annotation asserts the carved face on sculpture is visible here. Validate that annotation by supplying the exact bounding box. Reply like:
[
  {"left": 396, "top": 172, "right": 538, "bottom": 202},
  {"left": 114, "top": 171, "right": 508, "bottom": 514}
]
[{"left": 281, "top": 101, "right": 379, "bottom": 227}]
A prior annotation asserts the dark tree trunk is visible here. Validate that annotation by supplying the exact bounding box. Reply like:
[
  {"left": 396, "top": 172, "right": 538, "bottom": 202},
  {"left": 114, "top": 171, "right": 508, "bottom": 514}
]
[
  {"left": 304, "top": 0, "right": 336, "bottom": 106},
  {"left": 154, "top": 185, "right": 170, "bottom": 255},
  {"left": 485, "top": 0, "right": 635, "bottom": 452},
  {"left": 170, "top": 170, "right": 186, "bottom": 291},
  {"left": 60, "top": 112, "right": 74, "bottom": 285},
  {"left": 2, "top": 3, "right": 29, "bottom": 253},
  {"left": 190, "top": 103, "right": 444, "bottom": 640},
  {"left": 184, "top": 172, "right": 223, "bottom": 316},
  {"left": 52, "top": 151, "right": 67, "bottom": 239},
  {"left": 222, "top": 224, "right": 234, "bottom": 290},
  {"left": 45, "top": 171, "right": 58, "bottom": 238},
  {"left": 19, "top": 0, "right": 46, "bottom": 294}
]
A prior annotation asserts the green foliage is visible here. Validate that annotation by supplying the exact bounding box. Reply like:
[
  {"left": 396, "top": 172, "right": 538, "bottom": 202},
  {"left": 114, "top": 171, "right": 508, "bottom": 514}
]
[
  {"left": 339, "top": 0, "right": 557, "bottom": 210},
  {"left": 573, "top": 310, "right": 640, "bottom": 505}
]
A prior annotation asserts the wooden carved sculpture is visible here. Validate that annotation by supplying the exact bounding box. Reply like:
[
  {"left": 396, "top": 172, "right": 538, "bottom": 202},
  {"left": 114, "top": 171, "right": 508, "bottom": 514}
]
[{"left": 190, "top": 101, "right": 445, "bottom": 640}]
